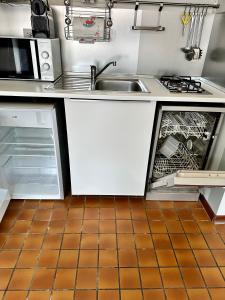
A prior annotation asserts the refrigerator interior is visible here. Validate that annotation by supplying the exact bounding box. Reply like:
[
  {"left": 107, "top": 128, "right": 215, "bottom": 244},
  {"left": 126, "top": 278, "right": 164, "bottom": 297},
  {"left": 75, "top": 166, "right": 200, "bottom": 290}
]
[
  {"left": 0, "top": 126, "right": 59, "bottom": 198},
  {"left": 151, "top": 110, "right": 220, "bottom": 182}
]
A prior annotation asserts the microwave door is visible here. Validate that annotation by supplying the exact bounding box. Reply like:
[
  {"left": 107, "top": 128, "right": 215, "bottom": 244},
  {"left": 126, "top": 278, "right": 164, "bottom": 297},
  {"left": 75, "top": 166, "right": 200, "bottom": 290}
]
[
  {"left": 150, "top": 170, "right": 225, "bottom": 189},
  {"left": 30, "top": 40, "right": 39, "bottom": 80}
]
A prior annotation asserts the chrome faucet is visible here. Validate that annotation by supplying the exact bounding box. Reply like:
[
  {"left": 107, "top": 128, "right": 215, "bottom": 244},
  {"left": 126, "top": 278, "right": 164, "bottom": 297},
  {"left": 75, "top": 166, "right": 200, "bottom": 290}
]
[{"left": 90, "top": 61, "right": 117, "bottom": 90}]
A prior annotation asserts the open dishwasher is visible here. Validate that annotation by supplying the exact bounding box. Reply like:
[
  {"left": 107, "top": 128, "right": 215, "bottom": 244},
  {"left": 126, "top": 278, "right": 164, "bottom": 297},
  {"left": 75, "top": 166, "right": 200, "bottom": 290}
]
[{"left": 146, "top": 104, "right": 225, "bottom": 201}]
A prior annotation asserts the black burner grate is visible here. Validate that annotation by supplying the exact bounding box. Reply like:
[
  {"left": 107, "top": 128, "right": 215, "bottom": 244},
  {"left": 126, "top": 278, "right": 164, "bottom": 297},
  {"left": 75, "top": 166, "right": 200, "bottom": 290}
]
[{"left": 160, "top": 76, "right": 205, "bottom": 93}]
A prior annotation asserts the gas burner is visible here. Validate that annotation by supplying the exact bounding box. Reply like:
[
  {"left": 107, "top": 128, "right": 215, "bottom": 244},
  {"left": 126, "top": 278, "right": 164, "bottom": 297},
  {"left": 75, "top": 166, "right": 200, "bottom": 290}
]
[{"left": 160, "top": 76, "right": 207, "bottom": 94}]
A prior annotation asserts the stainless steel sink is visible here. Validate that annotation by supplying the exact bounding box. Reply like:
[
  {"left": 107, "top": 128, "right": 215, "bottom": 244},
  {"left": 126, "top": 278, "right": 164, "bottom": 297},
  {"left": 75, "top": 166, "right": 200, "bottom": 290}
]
[{"left": 95, "top": 79, "right": 148, "bottom": 92}]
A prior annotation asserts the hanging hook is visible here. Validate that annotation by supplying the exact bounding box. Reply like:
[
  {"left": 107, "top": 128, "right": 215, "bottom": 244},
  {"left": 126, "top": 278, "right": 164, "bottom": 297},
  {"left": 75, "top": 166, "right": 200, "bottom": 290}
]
[{"left": 159, "top": 3, "right": 164, "bottom": 12}]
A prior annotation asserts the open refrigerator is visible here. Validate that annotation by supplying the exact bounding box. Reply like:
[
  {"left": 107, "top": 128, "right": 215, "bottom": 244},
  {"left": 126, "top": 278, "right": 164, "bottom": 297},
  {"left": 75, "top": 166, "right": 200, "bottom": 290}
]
[
  {"left": 147, "top": 104, "right": 225, "bottom": 201},
  {"left": 0, "top": 102, "right": 68, "bottom": 221}
]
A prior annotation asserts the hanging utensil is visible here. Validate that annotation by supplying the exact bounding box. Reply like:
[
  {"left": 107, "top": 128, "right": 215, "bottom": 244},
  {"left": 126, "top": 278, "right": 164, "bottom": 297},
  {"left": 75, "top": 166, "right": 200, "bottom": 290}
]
[
  {"left": 181, "top": 7, "right": 195, "bottom": 52},
  {"left": 181, "top": 6, "right": 192, "bottom": 36}
]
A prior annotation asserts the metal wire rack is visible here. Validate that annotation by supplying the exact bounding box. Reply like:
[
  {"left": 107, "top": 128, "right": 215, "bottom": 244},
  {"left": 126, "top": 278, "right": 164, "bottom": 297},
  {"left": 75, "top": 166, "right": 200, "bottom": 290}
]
[
  {"left": 153, "top": 143, "right": 200, "bottom": 179},
  {"left": 64, "top": 5, "right": 112, "bottom": 43},
  {"left": 160, "top": 111, "right": 214, "bottom": 139}
]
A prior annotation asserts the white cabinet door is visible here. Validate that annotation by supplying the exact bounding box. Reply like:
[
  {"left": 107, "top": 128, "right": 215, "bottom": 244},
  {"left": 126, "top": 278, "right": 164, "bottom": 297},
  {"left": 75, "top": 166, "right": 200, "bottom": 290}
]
[{"left": 65, "top": 99, "right": 156, "bottom": 195}]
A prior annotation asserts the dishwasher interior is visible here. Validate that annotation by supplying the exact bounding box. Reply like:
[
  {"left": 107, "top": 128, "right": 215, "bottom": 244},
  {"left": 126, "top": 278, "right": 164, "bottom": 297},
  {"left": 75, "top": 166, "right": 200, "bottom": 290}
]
[{"left": 147, "top": 104, "right": 225, "bottom": 201}]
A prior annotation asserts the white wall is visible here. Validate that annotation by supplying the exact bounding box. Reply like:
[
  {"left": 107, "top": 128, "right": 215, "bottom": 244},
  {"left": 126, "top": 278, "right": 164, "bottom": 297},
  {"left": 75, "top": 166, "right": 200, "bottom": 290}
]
[{"left": 0, "top": 2, "right": 217, "bottom": 75}]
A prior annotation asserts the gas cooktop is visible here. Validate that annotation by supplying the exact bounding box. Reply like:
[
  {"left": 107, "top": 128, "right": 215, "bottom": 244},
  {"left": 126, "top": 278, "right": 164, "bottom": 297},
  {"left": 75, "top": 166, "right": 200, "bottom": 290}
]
[{"left": 160, "top": 76, "right": 210, "bottom": 94}]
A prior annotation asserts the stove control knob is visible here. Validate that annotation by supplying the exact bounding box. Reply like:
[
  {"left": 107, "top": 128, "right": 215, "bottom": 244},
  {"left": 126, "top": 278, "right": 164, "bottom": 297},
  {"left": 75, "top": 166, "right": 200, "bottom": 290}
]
[
  {"left": 42, "top": 63, "right": 50, "bottom": 71},
  {"left": 41, "top": 51, "right": 49, "bottom": 59}
]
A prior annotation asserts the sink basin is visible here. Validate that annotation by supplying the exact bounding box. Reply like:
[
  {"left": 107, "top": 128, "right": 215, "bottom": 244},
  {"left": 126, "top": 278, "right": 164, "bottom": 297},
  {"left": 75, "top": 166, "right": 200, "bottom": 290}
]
[{"left": 95, "top": 79, "right": 148, "bottom": 92}]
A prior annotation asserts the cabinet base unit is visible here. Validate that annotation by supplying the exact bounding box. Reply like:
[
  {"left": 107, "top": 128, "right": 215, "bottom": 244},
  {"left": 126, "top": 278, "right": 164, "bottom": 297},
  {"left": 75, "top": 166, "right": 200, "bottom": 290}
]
[
  {"left": 65, "top": 98, "right": 156, "bottom": 196},
  {"left": 147, "top": 104, "right": 225, "bottom": 201},
  {"left": 0, "top": 102, "right": 67, "bottom": 211}
]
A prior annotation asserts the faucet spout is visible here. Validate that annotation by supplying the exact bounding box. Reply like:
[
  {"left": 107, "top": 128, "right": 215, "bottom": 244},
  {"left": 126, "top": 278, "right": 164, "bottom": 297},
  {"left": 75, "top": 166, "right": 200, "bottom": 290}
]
[{"left": 90, "top": 61, "right": 117, "bottom": 90}]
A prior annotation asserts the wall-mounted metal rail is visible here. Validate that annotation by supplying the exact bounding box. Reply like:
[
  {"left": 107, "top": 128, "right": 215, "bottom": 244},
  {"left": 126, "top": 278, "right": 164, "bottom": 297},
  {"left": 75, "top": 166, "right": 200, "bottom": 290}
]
[{"left": 112, "top": 1, "right": 220, "bottom": 9}]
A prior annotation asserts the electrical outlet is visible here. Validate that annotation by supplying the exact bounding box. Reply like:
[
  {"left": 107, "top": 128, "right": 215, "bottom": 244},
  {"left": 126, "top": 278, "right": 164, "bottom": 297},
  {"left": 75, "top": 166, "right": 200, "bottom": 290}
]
[{"left": 23, "top": 28, "right": 33, "bottom": 38}]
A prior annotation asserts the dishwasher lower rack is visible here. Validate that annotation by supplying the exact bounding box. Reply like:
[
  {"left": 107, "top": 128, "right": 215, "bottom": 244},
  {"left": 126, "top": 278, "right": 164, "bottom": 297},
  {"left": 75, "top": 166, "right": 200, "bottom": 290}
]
[
  {"left": 160, "top": 111, "right": 215, "bottom": 139},
  {"left": 152, "top": 143, "right": 200, "bottom": 180}
]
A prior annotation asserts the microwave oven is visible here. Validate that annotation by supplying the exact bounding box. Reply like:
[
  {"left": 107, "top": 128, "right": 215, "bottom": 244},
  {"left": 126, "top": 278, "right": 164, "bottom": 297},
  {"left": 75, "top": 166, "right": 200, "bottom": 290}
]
[{"left": 0, "top": 37, "right": 62, "bottom": 81}]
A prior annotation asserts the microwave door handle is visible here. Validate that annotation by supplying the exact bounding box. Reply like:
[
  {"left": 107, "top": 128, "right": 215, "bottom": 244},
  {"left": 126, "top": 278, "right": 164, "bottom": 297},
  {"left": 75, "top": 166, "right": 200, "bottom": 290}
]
[
  {"left": 12, "top": 39, "right": 22, "bottom": 74},
  {"left": 30, "top": 40, "right": 39, "bottom": 80}
]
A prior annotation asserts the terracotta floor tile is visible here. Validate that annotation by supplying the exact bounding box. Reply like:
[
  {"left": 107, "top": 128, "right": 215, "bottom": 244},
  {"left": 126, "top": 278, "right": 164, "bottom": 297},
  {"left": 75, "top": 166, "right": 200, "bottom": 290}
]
[
  {"left": 33, "top": 209, "right": 52, "bottom": 221},
  {"left": 140, "top": 267, "right": 162, "bottom": 288},
  {"left": 200, "top": 267, "right": 225, "bottom": 287},
  {"left": 198, "top": 221, "right": 217, "bottom": 234},
  {"left": 65, "top": 220, "right": 82, "bottom": 233},
  {"left": 99, "top": 268, "right": 119, "bottom": 289},
  {"left": 145, "top": 201, "right": 159, "bottom": 208},
  {"left": 80, "top": 234, "right": 98, "bottom": 249},
  {"left": 99, "top": 234, "right": 117, "bottom": 249},
  {"left": 11, "top": 220, "right": 31, "bottom": 233},
  {"left": 99, "top": 220, "right": 116, "bottom": 233},
  {"left": 129, "top": 197, "right": 144, "bottom": 208},
  {"left": 82, "top": 220, "right": 99, "bottom": 233},
  {"left": 23, "top": 234, "right": 44, "bottom": 249},
  {"left": 75, "top": 290, "right": 96, "bottom": 300},
  {"left": 30, "top": 221, "right": 48, "bottom": 234},
  {"left": 23, "top": 200, "right": 39, "bottom": 209},
  {"left": 162, "top": 208, "right": 178, "bottom": 220},
  {"left": 150, "top": 221, "right": 167, "bottom": 233},
  {"left": 175, "top": 250, "right": 197, "bottom": 267},
  {"left": 0, "top": 269, "right": 13, "bottom": 289},
  {"left": 165, "top": 289, "right": 188, "bottom": 300},
  {"left": 159, "top": 201, "right": 174, "bottom": 209},
  {"left": 31, "top": 268, "right": 55, "bottom": 289},
  {"left": 9, "top": 200, "right": 24, "bottom": 209},
  {"left": 119, "top": 249, "right": 138, "bottom": 267},
  {"left": 182, "top": 221, "right": 200, "bottom": 233},
  {"left": 99, "top": 250, "right": 118, "bottom": 267},
  {"left": 76, "top": 268, "right": 97, "bottom": 289},
  {"left": 177, "top": 209, "right": 193, "bottom": 220},
  {"left": 187, "top": 234, "right": 208, "bottom": 249},
  {"left": 8, "top": 269, "right": 33, "bottom": 290},
  {"left": 115, "top": 208, "right": 131, "bottom": 219},
  {"left": 38, "top": 200, "right": 54, "bottom": 209},
  {"left": 51, "top": 208, "right": 67, "bottom": 221},
  {"left": 115, "top": 196, "right": 129, "bottom": 208},
  {"left": 70, "top": 196, "right": 85, "bottom": 207},
  {"left": 152, "top": 234, "right": 172, "bottom": 249},
  {"left": 48, "top": 220, "right": 65, "bottom": 233},
  {"left": 212, "top": 250, "right": 225, "bottom": 266},
  {"left": 118, "top": 234, "right": 135, "bottom": 248},
  {"left": 0, "top": 250, "right": 19, "bottom": 268},
  {"left": 121, "top": 290, "right": 142, "bottom": 300},
  {"left": 58, "top": 250, "right": 78, "bottom": 268},
  {"left": 99, "top": 196, "right": 115, "bottom": 207},
  {"left": 18, "top": 209, "right": 35, "bottom": 220},
  {"left": 193, "top": 250, "right": 216, "bottom": 267},
  {"left": 160, "top": 268, "right": 184, "bottom": 288},
  {"left": 208, "top": 288, "right": 225, "bottom": 300},
  {"left": 0, "top": 291, "right": 3, "bottom": 300},
  {"left": 3, "top": 234, "right": 25, "bottom": 249},
  {"left": 143, "top": 289, "right": 165, "bottom": 300},
  {"left": 187, "top": 289, "right": 210, "bottom": 300},
  {"left": 38, "top": 249, "right": 59, "bottom": 267},
  {"left": 204, "top": 234, "right": 225, "bottom": 249},
  {"left": 98, "top": 290, "right": 120, "bottom": 300},
  {"left": 0, "top": 220, "right": 14, "bottom": 233},
  {"left": 100, "top": 208, "right": 115, "bottom": 219},
  {"left": 120, "top": 268, "right": 141, "bottom": 288},
  {"left": 170, "top": 234, "right": 190, "bottom": 249},
  {"left": 17, "top": 250, "right": 39, "bottom": 268},
  {"left": 133, "top": 220, "right": 150, "bottom": 233},
  {"left": 27, "top": 291, "right": 51, "bottom": 300},
  {"left": 135, "top": 234, "right": 153, "bottom": 249},
  {"left": 131, "top": 208, "right": 146, "bottom": 220},
  {"left": 3, "top": 291, "right": 27, "bottom": 300},
  {"left": 84, "top": 208, "right": 99, "bottom": 219},
  {"left": 193, "top": 208, "right": 210, "bottom": 221},
  {"left": 51, "top": 291, "right": 74, "bottom": 300},
  {"left": 42, "top": 234, "right": 62, "bottom": 249},
  {"left": 137, "top": 249, "right": 158, "bottom": 267},
  {"left": 156, "top": 249, "right": 177, "bottom": 267},
  {"left": 85, "top": 196, "right": 100, "bottom": 208},
  {"left": 54, "top": 269, "right": 76, "bottom": 289},
  {"left": 79, "top": 250, "right": 98, "bottom": 267},
  {"left": 147, "top": 209, "right": 163, "bottom": 220},
  {"left": 0, "top": 234, "right": 7, "bottom": 248},
  {"left": 180, "top": 267, "right": 205, "bottom": 288},
  {"left": 67, "top": 208, "right": 84, "bottom": 219},
  {"left": 61, "top": 234, "right": 80, "bottom": 249},
  {"left": 117, "top": 220, "right": 133, "bottom": 233},
  {"left": 220, "top": 267, "right": 225, "bottom": 278}
]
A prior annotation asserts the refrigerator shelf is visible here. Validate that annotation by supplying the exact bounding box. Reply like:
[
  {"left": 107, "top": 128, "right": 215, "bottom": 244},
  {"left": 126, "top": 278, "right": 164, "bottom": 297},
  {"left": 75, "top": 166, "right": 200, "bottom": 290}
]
[
  {"left": 0, "top": 144, "right": 55, "bottom": 157},
  {"left": 1, "top": 156, "right": 57, "bottom": 169},
  {"left": 160, "top": 111, "right": 215, "bottom": 139},
  {"left": 0, "top": 136, "right": 54, "bottom": 146}
]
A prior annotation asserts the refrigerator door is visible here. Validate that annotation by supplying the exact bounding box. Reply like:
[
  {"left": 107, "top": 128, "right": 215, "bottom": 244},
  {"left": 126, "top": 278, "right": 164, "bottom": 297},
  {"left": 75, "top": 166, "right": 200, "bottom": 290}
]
[{"left": 150, "top": 170, "right": 225, "bottom": 189}]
